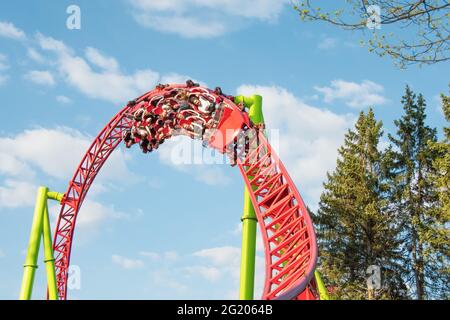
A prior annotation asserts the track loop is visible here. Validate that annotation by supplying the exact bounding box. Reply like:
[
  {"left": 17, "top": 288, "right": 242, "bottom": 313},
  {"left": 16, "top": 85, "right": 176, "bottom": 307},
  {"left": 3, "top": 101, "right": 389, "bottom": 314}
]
[{"left": 52, "top": 84, "right": 317, "bottom": 300}]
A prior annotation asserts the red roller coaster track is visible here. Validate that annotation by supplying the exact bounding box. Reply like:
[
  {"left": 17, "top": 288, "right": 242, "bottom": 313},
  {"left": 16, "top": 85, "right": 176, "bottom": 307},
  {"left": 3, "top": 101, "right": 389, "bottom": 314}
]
[{"left": 52, "top": 84, "right": 318, "bottom": 300}]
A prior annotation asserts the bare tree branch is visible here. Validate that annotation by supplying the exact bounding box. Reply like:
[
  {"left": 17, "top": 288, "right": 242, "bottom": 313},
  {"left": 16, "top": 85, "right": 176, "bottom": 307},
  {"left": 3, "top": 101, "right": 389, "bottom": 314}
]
[{"left": 293, "top": 0, "right": 450, "bottom": 68}]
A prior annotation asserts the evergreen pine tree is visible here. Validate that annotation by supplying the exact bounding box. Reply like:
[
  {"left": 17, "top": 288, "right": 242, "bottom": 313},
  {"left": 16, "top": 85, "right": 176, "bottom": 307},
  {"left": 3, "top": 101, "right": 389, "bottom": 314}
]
[
  {"left": 315, "top": 109, "right": 407, "bottom": 299},
  {"left": 424, "top": 92, "right": 450, "bottom": 299},
  {"left": 387, "top": 86, "right": 439, "bottom": 299}
]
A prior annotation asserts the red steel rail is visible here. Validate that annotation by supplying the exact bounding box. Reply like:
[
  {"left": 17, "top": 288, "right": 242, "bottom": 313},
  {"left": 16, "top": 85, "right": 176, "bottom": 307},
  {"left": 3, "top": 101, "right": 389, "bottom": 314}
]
[{"left": 52, "top": 84, "right": 318, "bottom": 300}]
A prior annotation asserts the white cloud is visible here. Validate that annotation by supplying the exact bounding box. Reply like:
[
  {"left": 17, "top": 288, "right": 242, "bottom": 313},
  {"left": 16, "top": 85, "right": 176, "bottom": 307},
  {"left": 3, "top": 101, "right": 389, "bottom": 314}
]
[
  {"left": 47, "top": 199, "right": 128, "bottom": 242},
  {"left": 318, "top": 37, "right": 337, "bottom": 50},
  {"left": 56, "top": 95, "right": 72, "bottom": 104},
  {"left": 76, "top": 200, "right": 128, "bottom": 229},
  {"left": 36, "top": 33, "right": 70, "bottom": 53},
  {"left": 135, "top": 245, "right": 265, "bottom": 298},
  {"left": 0, "top": 126, "right": 135, "bottom": 238},
  {"left": 27, "top": 48, "right": 46, "bottom": 63},
  {"left": 237, "top": 85, "right": 355, "bottom": 208},
  {"left": 194, "top": 246, "right": 241, "bottom": 266},
  {"left": 24, "top": 70, "right": 55, "bottom": 86},
  {"left": 128, "top": 0, "right": 287, "bottom": 38},
  {"left": 0, "top": 126, "right": 135, "bottom": 235},
  {"left": 0, "top": 248, "right": 5, "bottom": 258},
  {"left": 157, "top": 136, "right": 231, "bottom": 186},
  {"left": 130, "top": 0, "right": 286, "bottom": 21},
  {"left": 0, "top": 127, "right": 134, "bottom": 181},
  {"left": 112, "top": 254, "right": 145, "bottom": 269},
  {"left": 147, "top": 177, "right": 163, "bottom": 189},
  {"left": 184, "top": 265, "right": 221, "bottom": 282},
  {"left": 0, "top": 21, "right": 26, "bottom": 40},
  {"left": 0, "top": 180, "right": 36, "bottom": 208},
  {"left": 0, "top": 74, "right": 6, "bottom": 86},
  {"left": 0, "top": 54, "right": 8, "bottom": 85},
  {"left": 0, "top": 74, "right": 8, "bottom": 86},
  {"left": 160, "top": 73, "right": 205, "bottom": 87},
  {"left": 85, "top": 47, "right": 119, "bottom": 72},
  {"left": 150, "top": 269, "right": 189, "bottom": 294},
  {"left": 0, "top": 152, "right": 35, "bottom": 178},
  {"left": 0, "top": 75, "right": 7, "bottom": 86},
  {"left": 196, "top": 167, "right": 231, "bottom": 186},
  {"left": 164, "top": 251, "right": 179, "bottom": 261},
  {"left": 139, "top": 251, "right": 161, "bottom": 260},
  {"left": 193, "top": 245, "right": 265, "bottom": 297},
  {"left": 139, "top": 250, "right": 179, "bottom": 261},
  {"left": 314, "top": 79, "right": 387, "bottom": 109},
  {"left": 134, "top": 14, "right": 227, "bottom": 39},
  {"left": 35, "top": 33, "right": 192, "bottom": 104},
  {"left": 0, "top": 54, "right": 8, "bottom": 70}
]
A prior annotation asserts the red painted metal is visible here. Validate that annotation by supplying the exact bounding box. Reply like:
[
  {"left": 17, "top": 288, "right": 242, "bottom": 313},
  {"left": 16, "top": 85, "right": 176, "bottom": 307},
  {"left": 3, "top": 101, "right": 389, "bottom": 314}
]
[
  {"left": 52, "top": 84, "right": 318, "bottom": 300},
  {"left": 233, "top": 131, "right": 317, "bottom": 300},
  {"left": 209, "top": 104, "right": 246, "bottom": 151}
]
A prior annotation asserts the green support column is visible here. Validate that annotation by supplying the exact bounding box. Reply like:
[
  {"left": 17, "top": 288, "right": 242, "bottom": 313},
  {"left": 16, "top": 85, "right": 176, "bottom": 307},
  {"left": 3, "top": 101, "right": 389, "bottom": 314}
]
[
  {"left": 19, "top": 186, "right": 48, "bottom": 300},
  {"left": 47, "top": 191, "right": 64, "bottom": 202},
  {"left": 239, "top": 190, "right": 258, "bottom": 300},
  {"left": 43, "top": 202, "right": 58, "bottom": 300},
  {"left": 314, "top": 270, "right": 330, "bottom": 300},
  {"left": 19, "top": 187, "right": 63, "bottom": 300},
  {"left": 235, "top": 95, "right": 264, "bottom": 300}
]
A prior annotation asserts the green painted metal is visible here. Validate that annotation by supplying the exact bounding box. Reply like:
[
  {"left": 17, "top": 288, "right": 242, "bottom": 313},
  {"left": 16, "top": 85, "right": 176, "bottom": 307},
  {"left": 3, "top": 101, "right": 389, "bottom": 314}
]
[
  {"left": 43, "top": 202, "right": 58, "bottom": 300},
  {"left": 239, "top": 189, "right": 258, "bottom": 300},
  {"left": 47, "top": 191, "right": 64, "bottom": 202},
  {"left": 236, "top": 95, "right": 264, "bottom": 300},
  {"left": 235, "top": 95, "right": 265, "bottom": 125},
  {"left": 19, "top": 186, "right": 48, "bottom": 300},
  {"left": 314, "top": 270, "right": 330, "bottom": 300},
  {"left": 19, "top": 186, "right": 62, "bottom": 300}
]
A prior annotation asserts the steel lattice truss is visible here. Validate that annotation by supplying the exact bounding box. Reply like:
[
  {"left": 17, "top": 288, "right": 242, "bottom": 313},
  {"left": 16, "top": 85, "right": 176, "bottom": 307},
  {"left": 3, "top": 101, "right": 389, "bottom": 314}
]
[{"left": 52, "top": 84, "right": 318, "bottom": 300}]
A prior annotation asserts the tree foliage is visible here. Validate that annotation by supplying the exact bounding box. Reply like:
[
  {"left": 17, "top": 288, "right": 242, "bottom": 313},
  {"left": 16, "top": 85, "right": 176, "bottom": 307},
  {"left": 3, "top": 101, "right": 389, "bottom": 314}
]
[
  {"left": 386, "top": 86, "right": 446, "bottom": 299},
  {"left": 315, "top": 109, "right": 407, "bottom": 299},
  {"left": 424, "top": 92, "right": 450, "bottom": 299},
  {"left": 293, "top": 1, "right": 450, "bottom": 68},
  {"left": 316, "top": 87, "right": 449, "bottom": 299}
]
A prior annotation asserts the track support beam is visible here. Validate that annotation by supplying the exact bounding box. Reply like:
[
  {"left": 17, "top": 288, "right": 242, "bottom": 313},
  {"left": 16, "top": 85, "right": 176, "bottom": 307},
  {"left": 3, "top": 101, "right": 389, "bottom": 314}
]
[
  {"left": 314, "top": 271, "right": 330, "bottom": 300},
  {"left": 236, "top": 95, "right": 264, "bottom": 300},
  {"left": 19, "top": 187, "right": 63, "bottom": 300}
]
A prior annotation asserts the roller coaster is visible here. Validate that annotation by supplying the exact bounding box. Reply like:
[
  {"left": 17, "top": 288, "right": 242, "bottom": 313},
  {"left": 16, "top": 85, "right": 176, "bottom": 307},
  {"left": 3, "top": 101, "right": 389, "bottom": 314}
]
[{"left": 19, "top": 82, "right": 326, "bottom": 300}]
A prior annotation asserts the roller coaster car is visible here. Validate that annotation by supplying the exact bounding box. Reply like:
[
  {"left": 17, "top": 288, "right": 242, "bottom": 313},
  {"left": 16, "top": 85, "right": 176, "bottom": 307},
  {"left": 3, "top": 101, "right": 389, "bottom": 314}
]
[{"left": 207, "top": 102, "right": 248, "bottom": 152}]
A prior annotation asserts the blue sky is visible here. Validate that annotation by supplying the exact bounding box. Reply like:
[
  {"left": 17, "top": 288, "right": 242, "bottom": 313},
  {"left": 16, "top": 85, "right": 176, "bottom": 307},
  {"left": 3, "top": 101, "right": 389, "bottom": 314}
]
[{"left": 0, "top": 0, "right": 448, "bottom": 299}]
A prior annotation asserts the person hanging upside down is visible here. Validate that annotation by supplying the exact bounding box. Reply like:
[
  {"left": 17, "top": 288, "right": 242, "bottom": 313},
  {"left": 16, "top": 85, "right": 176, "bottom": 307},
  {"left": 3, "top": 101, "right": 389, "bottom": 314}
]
[
  {"left": 123, "top": 129, "right": 135, "bottom": 148},
  {"left": 151, "top": 138, "right": 159, "bottom": 150},
  {"left": 140, "top": 138, "right": 150, "bottom": 154},
  {"left": 156, "top": 83, "right": 169, "bottom": 91},
  {"left": 133, "top": 108, "right": 145, "bottom": 121},
  {"left": 186, "top": 80, "right": 200, "bottom": 88}
]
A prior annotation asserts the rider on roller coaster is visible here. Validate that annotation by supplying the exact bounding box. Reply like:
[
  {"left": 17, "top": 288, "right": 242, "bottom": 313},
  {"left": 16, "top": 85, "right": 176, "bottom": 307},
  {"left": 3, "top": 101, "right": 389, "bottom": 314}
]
[{"left": 123, "top": 80, "right": 250, "bottom": 167}]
